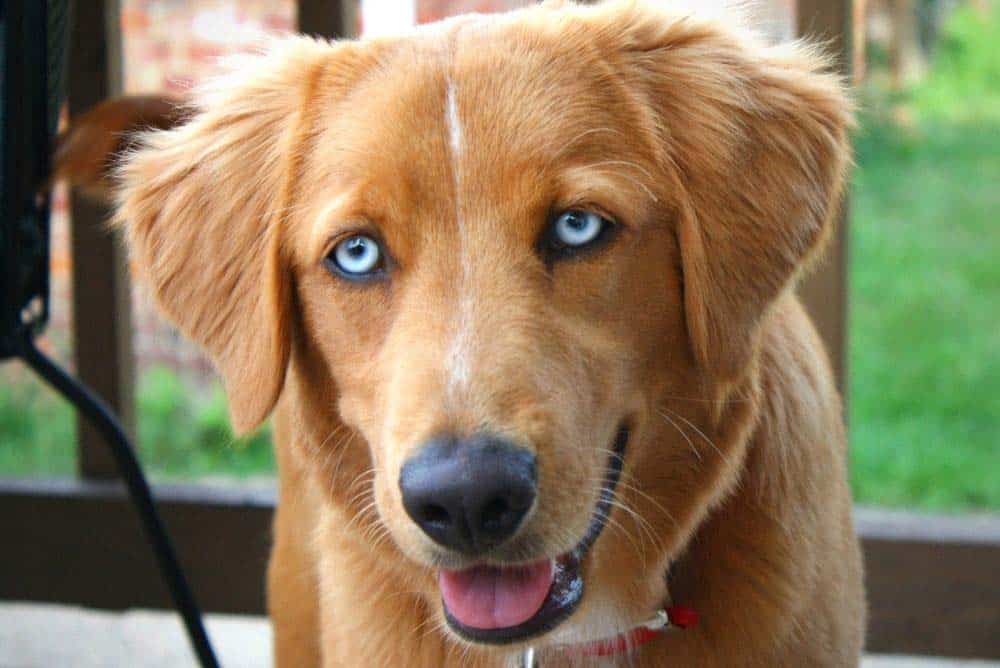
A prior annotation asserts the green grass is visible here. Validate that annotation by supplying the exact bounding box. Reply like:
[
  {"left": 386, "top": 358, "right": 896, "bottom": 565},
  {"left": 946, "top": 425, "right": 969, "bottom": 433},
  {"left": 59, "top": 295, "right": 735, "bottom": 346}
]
[
  {"left": 0, "top": 366, "right": 273, "bottom": 480},
  {"left": 1, "top": 5, "right": 997, "bottom": 509},
  {"left": 848, "top": 3, "right": 1000, "bottom": 510},
  {"left": 0, "top": 371, "right": 76, "bottom": 477}
]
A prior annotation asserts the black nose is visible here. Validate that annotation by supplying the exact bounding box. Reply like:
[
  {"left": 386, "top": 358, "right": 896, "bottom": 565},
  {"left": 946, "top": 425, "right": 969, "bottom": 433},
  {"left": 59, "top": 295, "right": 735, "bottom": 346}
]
[{"left": 399, "top": 434, "right": 537, "bottom": 555}]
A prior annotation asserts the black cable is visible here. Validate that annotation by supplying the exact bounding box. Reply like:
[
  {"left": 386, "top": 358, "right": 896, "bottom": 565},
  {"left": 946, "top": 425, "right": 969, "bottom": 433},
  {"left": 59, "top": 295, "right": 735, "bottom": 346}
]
[{"left": 15, "top": 330, "right": 221, "bottom": 668}]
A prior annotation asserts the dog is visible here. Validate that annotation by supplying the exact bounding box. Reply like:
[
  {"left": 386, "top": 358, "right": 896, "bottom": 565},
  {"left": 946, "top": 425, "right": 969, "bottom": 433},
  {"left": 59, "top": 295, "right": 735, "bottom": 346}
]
[{"left": 58, "top": 1, "right": 865, "bottom": 665}]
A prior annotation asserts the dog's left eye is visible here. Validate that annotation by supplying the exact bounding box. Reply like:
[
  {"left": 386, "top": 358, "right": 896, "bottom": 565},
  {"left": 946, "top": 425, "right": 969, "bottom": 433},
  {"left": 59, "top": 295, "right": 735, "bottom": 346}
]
[
  {"left": 327, "top": 234, "right": 384, "bottom": 278},
  {"left": 547, "top": 210, "right": 613, "bottom": 256}
]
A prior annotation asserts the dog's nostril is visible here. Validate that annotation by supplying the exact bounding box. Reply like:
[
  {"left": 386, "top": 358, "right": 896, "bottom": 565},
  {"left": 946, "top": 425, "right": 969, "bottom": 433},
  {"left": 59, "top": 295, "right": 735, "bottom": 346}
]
[
  {"left": 480, "top": 497, "right": 511, "bottom": 533},
  {"left": 421, "top": 504, "right": 451, "bottom": 528}
]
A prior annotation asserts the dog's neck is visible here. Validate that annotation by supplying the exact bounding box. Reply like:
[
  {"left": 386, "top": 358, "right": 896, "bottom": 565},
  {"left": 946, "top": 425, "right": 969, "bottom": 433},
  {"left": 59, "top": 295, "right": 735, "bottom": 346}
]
[{"left": 539, "top": 606, "right": 698, "bottom": 663}]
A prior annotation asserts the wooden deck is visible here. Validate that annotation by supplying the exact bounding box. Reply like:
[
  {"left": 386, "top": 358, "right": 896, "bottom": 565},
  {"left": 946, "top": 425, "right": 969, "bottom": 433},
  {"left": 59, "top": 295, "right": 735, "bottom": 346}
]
[{"left": 2, "top": 602, "right": 997, "bottom": 668}]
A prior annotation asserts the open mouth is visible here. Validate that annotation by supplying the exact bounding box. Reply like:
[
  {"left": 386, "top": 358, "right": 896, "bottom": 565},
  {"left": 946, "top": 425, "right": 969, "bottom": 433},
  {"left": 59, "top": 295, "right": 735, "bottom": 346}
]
[{"left": 441, "top": 424, "right": 630, "bottom": 644}]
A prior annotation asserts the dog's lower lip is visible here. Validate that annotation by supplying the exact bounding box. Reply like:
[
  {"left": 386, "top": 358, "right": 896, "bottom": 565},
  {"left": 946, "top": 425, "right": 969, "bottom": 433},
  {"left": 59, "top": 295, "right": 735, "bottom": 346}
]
[{"left": 442, "top": 424, "right": 630, "bottom": 645}]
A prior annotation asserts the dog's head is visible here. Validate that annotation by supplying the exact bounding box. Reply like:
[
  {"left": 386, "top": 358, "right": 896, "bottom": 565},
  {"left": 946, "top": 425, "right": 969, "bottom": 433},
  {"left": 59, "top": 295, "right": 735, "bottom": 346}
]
[{"left": 112, "top": 0, "right": 850, "bottom": 654}]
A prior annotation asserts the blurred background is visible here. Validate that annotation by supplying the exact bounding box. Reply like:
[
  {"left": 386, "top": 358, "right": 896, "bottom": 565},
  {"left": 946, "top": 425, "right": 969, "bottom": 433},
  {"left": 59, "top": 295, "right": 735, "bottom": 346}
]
[{"left": 0, "top": 0, "right": 996, "bottom": 513}]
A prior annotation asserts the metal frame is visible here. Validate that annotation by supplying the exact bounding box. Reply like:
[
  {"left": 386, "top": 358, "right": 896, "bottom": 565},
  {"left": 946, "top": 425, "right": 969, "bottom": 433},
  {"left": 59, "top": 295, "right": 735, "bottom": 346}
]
[{"left": 3, "top": 0, "right": 999, "bottom": 660}]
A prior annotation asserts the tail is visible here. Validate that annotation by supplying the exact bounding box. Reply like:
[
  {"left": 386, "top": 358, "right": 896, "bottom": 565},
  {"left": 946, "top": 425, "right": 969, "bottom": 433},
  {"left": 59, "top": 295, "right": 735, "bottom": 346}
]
[{"left": 51, "top": 94, "right": 186, "bottom": 201}]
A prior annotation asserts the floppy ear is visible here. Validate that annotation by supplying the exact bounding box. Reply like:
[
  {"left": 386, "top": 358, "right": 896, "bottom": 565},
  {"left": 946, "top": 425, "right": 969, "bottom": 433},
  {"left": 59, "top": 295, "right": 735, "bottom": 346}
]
[
  {"left": 616, "top": 5, "right": 854, "bottom": 383},
  {"left": 115, "top": 38, "right": 337, "bottom": 434}
]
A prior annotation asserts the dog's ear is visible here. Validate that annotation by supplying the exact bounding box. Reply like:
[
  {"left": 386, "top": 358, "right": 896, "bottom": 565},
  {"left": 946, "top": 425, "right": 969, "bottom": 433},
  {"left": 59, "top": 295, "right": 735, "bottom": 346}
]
[
  {"left": 115, "top": 38, "right": 344, "bottom": 433},
  {"left": 612, "top": 5, "right": 854, "bottom": 383}
]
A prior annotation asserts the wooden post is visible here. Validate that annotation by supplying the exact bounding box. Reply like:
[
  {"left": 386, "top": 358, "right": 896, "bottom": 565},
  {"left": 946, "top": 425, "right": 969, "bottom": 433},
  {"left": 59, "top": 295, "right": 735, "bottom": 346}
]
[
  {"left": 297, "top": 0, "right": 358, "bottom": 38},
  {"left": 68, "top": 0, "right": 134, "bottom": 479},
  {"left": 889, "top": 0, "right": 926, "bottom": 89},
  {"left": 796, "top": 0, "right": 852, "bottom": 396},
  {"left": 854, "top": 0, "right": 868, "bottom": 85}
]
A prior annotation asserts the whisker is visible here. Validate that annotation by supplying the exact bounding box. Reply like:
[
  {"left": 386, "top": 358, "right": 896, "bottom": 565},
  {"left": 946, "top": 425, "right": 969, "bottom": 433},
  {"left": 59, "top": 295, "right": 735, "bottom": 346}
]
[
  {"left": 612, "top": 475, "right": 679, "bottom": 529},
  {"left": 657, "top": 409, "right": 703, "bottom": 463},
  {"left": 661, "top": 392, "right": 750, "bottom": 404},
  {"left": 661, "top": 405, "right": 730, "bottom": 466}
]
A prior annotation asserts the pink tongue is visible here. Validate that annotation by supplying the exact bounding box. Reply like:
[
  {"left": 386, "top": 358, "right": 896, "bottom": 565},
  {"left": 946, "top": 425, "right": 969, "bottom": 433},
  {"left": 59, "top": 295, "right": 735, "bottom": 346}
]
[{"left": 439, "top": 559, "right": 554, "bottom": 630}]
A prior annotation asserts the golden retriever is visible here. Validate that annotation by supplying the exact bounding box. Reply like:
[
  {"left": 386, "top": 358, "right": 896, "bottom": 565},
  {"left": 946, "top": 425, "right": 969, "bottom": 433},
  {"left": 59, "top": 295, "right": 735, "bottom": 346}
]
[{"left": 60, "top": 1, "right": 865, "bottom": 665}]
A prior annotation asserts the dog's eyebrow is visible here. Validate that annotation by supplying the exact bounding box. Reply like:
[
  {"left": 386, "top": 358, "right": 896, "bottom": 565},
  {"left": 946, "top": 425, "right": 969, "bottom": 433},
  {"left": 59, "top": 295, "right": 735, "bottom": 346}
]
[
  {"left": 554, "top": 163, "right": 659, "bottom": 225},
  {"left": 554, "top": 127, "right": 631, "bottom": 161},
  {"left": 306, "top": 191, "right": 364, "bottom": 260}
]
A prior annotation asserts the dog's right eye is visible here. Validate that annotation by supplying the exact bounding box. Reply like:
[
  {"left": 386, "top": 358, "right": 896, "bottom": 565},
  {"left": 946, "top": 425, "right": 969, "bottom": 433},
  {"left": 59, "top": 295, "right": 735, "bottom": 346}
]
[
  {"left": 326, "top": 234, "right": 384, "bottom": 279},
  {"left": 541, "top": 209, "right": 617, "bottom": 263}
]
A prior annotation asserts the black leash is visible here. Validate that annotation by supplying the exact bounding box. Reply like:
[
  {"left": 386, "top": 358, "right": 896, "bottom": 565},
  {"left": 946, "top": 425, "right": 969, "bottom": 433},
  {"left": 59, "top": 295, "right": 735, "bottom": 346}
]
[{"left": 13, "top": 331, "right": 221, "bottom": 668}]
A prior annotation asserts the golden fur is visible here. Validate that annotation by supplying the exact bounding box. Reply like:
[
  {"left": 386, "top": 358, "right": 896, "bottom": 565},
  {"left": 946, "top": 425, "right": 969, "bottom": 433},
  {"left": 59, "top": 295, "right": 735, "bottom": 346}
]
[{"left": 62, "top": 2, "right": 865, "bottom": 665}]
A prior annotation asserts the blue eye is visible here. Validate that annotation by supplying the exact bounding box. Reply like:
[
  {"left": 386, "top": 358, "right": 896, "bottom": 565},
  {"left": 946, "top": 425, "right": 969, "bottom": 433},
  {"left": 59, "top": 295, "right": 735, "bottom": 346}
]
[
  {"left": 551, "top": 210, "right": 610, "bottom": 249},
  {"left": 330, "top": 235, "right": 382, "bottom": 277}
]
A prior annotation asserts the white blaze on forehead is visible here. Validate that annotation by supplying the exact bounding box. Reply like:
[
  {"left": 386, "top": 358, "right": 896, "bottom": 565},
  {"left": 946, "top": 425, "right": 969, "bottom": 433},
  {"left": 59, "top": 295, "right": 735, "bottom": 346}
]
[
  {"left": 446, "top": 81, "right": 463, "bottom": 159},
  {"left": 445, "top": 79, "right": 473, "bottom": 398}
]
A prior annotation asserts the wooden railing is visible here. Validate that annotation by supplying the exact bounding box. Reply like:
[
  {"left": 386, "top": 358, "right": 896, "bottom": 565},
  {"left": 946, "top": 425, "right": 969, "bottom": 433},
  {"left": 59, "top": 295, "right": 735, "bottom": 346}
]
[
  {"left": 796, "top": 0, "right": 851, "bottom": 391},
  {"left": 2, "top": 0, "right": 998, "bottom": 661},
  {"left": 66, "top": 0, "right": 358, "bottom": 480}
]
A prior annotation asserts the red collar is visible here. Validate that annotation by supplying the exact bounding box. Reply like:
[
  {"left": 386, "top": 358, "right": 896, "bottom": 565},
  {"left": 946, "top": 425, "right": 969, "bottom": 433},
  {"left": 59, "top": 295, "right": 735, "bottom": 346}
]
[{"left": 560, "top": 605, "right": 699, "bottom": 659}]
